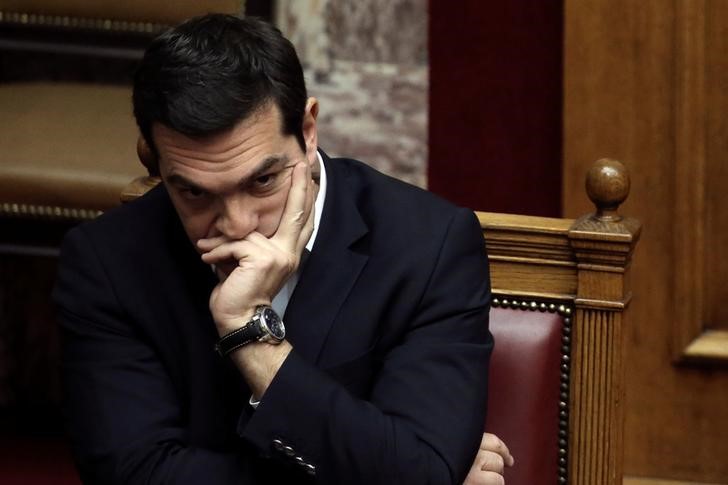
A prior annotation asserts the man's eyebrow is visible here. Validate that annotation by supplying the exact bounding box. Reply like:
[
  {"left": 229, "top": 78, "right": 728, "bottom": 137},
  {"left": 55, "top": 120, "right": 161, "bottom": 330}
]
[
  {"left": 240, "top": 155, "right": 290, "bottom": 185},
  {"left": 165, "top": 155, "right": 291, "bottom": 192},
  {"left": 166, "top": 173, "right": 205, "bottom": 191}
]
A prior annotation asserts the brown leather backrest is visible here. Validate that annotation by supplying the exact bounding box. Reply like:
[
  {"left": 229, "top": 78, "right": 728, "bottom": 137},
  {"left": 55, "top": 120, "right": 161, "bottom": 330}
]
[{"left": 486, "top": 304, "right": 565, "bottom": 485}]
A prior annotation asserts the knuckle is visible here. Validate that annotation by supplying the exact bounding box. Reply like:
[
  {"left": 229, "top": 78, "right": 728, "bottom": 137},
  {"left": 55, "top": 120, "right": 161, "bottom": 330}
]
[
  {"left": 482, "top": 432, "right": 496, "bottom": 446},
  {"left": 462, "top": 471, "right": 483, "bottom": 485},
  {"left": 482, "top": 451, "right": 504, "bottom": 473},
  {"left": 290, "top": 209, "right": 306, "bottom": 225},
  {"left": 475, "top": 449, "right": 489, "bottom": 465},
  {"left": 480, "top": 471, "right": 505, "bottom": 485},
  {"left": 489, "top": 473, "right": 505, "bottom": 485},
  {"left": 493, "top": 453, "right": 505, "bottom": 472},
  {"left": 483, "top": 433, "right": 507, "bottom": 455}
]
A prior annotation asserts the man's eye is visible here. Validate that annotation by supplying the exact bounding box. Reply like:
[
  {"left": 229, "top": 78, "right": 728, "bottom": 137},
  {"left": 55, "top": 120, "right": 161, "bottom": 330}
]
[
  {"left": 253, "top": 173, "right": 277, "bottom": 189},
  {"left": 249, "top": 165, "right": 297, "bottom": 196},
  {"left": 180, "top": 186, "right": 207, "bottom": 200}
]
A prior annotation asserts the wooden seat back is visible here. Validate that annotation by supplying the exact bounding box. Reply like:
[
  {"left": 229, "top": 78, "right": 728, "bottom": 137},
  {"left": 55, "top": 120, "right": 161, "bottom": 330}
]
[{"left": 477, "top": 158, "right": 641, "bottom": 485}]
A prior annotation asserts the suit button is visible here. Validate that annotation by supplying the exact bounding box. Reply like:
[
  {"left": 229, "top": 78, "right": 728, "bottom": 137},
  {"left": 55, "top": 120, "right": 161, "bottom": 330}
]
[
  {"left": 271, "top": 439, "right": 284, "bottom": 452},
  {"left": 304, "top": 464, "right": 316, "bottom": 476},
  {"left": 295, "top": 457, "right": 313, "bottom": 468},
  {"left": 282, "top": 445, "right": 296, "bottom": 457}
]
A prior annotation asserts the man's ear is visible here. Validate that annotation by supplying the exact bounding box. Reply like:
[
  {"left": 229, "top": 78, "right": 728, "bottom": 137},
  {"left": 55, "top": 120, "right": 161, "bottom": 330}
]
[
  {"left": 137, "top": 135, "right": 160, "bottom": 176},
  {"left": 302, "top": 97, "right": 319, "bottom": 161}
]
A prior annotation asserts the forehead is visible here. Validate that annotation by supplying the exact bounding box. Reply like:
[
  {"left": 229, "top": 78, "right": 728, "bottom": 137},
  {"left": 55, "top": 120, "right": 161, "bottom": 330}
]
[{"left": 152, "top": 103, "right": 290, "bottom": 174}]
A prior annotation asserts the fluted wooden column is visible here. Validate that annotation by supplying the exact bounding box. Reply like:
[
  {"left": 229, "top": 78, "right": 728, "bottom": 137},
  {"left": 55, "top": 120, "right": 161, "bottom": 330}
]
[{"left": 567, "top": 160, "right": 641, "bottom": 485}]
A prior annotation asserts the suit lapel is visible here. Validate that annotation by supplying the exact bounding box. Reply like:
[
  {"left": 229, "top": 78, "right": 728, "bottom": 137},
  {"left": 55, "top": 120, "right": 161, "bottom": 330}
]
[{"left": 284, "top": 155, "right": 369, "bottom": 364}]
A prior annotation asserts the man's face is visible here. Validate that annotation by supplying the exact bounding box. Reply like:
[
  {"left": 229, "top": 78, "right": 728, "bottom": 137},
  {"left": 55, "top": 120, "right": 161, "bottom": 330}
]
[{"left": 153, "top": 100, "right": 319, "bottom": 255}]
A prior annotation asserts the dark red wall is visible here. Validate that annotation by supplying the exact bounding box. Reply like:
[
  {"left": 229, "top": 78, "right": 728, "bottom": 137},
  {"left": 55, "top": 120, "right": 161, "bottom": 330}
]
[{"left": 428, "top": 1, "right": 563, "bottom": 216}]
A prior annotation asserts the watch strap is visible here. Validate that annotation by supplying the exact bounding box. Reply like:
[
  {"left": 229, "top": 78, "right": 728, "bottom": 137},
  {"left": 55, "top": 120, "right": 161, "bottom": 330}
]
[{"left": 214, "top": 320, "right": 260, "bottom": 357}]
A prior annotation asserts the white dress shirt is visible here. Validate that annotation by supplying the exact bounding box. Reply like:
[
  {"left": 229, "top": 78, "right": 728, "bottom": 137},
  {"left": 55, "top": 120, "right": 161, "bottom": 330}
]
[{"left": 270, "top": 151, "right": 327, "bottom": 316}]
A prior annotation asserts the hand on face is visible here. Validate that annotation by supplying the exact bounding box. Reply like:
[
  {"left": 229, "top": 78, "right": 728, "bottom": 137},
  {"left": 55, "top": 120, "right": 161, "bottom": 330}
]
[
  {"left": 463, "top": 433, "right": 515, "bottom": 485},
  {"left": 197, "top": 160, "right": 316, "bottom": 334}
]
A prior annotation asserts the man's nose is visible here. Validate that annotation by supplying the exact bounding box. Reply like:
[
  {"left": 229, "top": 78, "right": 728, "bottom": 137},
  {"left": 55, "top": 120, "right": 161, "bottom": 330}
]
[{"left": 215, "top": 195, "right": 258, "bottom": 240}]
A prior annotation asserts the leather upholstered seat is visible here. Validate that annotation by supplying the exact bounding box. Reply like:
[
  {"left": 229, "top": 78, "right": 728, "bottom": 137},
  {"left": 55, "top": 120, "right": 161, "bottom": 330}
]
[{"left": 486, "top": 304, "right": 565, "bottom": 484}]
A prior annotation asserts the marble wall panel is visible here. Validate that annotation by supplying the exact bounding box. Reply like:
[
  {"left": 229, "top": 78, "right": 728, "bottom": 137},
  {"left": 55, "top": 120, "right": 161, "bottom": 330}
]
[{"left": 275, "top": 0, "right": 428, "bottom": 188}]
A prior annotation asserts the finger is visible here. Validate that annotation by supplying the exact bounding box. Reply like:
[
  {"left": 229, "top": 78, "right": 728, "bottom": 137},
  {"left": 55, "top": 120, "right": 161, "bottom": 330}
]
[
  {"left": 481, "top": 433, "right": 515, "bottom": 467},
  {"left": 196, "top": 235, "right": 231, "bottom": 252},
  {"left": 200, "top": 239, "right": 261, "bottom": 265},
  {"left": 272, "top": 161, "right": 311, "bottom": 251},
  {"left": 295, "top": 177, "right": 316, "bottom": 256},
  {"left": 476, "top": 450, "right": 504, "bottom": 474},
  {"left": 465, "top": 470, "right": 505, "bottom": 485}
]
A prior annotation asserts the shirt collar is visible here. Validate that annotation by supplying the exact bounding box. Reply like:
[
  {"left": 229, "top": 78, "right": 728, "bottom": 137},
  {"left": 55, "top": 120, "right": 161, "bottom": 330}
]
[{"left": 305, "top": 151, "right": 327, "bottom": 252}]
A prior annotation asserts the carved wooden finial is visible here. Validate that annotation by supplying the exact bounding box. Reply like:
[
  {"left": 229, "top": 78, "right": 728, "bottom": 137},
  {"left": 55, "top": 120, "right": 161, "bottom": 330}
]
[{"left": 585, "top": 158, "right": 630, "bottom": 222}]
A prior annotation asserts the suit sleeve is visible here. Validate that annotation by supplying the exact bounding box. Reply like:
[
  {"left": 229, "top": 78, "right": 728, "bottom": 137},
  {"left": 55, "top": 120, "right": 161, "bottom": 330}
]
[
  {"left": 54, "top": 226, "right": 260, "bottom": 485},
  {"left": 240, "top": 208, "right": 492, "bottom": 484}
]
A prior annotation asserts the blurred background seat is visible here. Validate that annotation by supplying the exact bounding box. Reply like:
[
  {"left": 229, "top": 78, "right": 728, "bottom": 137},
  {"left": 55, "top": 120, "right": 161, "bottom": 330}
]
[{"left": 0, "top": 2, "right": 245, "bottom": 483}]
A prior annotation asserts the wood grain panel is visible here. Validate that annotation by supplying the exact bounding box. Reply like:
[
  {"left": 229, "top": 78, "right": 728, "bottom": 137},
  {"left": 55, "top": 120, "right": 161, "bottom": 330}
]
[
  {"left": 564, "top": 0, "right": 728, "bottom": 481},
  {"left": 488, "top": 257, "right": 577, "bottom": 299},
  {"left": 705, "top": 0, "right": 728, "bottom": 332}
]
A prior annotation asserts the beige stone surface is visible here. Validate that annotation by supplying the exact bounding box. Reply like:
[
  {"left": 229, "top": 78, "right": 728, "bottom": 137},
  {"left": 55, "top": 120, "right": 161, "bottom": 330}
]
[{"left": 276, "top": 0, "right": 428, "bottom": 188}]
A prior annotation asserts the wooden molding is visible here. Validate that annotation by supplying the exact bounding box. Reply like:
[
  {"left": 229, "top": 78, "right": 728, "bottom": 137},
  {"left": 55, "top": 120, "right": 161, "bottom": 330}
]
[
  {"left": 671, "top": 0, "right": 728, "bottom": 363},
  {"left": 476, "top": 211, "right": 578, "bottom": 301},
  {"left": 682, "top": 330, "right": 728, "bottom": 362}
]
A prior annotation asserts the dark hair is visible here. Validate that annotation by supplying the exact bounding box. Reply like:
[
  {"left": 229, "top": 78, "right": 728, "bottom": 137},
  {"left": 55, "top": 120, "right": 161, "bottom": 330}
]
[{"left": 133, "top": 14, "right": 308, "bottom": 175}]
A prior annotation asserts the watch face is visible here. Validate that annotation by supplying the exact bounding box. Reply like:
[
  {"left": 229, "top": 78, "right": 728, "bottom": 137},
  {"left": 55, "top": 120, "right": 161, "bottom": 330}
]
[{"left": 261, "top": 307, "right": 285, "bottom": 340}]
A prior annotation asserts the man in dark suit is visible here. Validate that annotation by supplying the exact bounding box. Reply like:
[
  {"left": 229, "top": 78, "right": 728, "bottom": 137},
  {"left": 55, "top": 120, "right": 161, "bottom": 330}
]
[{"left": 54, "top": 14, "right": 512, "bottom": 484}]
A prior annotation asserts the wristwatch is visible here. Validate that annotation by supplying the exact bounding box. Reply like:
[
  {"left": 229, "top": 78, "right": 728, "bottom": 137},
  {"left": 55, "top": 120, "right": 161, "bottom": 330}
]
[{"left": 214, "top": 305, "right": 286, "bottom": 357}]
